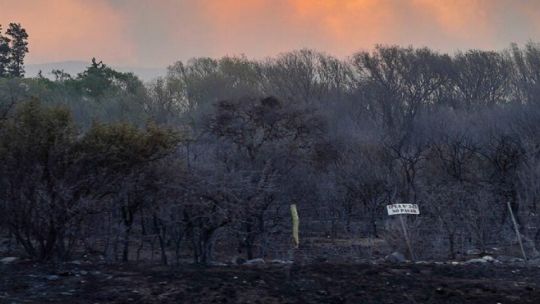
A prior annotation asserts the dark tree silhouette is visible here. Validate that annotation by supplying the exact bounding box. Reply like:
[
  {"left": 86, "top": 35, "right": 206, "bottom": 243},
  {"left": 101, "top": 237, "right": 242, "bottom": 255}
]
[
  {"left": 0, "top": 25, "right": 11, "bottom": 77},
  {"left": 5, "top": 23, "right": 29, "bottom": 77}
]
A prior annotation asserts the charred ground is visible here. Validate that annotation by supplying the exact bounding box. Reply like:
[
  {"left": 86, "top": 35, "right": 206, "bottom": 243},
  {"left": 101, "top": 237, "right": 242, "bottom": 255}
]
[{"left": 1, "top": 260, "right": 539, "bottom": 304}]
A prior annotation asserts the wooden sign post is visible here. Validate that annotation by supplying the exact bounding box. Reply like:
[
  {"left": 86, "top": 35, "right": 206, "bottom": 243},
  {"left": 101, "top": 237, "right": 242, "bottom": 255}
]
[
  {"left": 387, "top": 204, "right": 419, "bottom": 261},
  {"left": 290, "top": 204, "right": 300, "bottom": 249},
  {"left": 286, "top": 204, "right": 300, "bottom": 281}
]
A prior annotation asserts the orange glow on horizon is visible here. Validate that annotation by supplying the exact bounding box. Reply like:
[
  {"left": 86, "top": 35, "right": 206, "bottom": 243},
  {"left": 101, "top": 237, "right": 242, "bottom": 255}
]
[
  {"left": 0, "top": 0, "right": 135, "bottom": 64},
  {"left": 0, "top": 0, "right": 539, "bottom": 66}
]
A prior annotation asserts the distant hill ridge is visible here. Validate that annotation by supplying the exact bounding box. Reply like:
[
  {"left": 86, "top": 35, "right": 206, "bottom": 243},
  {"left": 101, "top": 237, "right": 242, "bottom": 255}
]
[{"left": 25, "top": 61, "right": 166, "bottom": 82}]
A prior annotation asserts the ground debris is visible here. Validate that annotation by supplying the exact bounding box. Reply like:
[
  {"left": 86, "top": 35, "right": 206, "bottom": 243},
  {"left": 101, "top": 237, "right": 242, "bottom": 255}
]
[{"left": 0, "top": 262, "right": 539, "bottom": 303}]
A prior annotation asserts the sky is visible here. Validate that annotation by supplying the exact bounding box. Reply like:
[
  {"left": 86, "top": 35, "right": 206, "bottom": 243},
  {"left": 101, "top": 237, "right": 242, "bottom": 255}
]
[{"left": 1, "top": 0, "right": 540, "bottom": 68}]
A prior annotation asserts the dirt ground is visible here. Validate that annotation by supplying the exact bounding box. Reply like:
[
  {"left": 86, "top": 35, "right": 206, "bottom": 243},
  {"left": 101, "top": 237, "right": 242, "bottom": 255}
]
[{"left": 1, "top": 260, "right": 539, "bottom": 304}]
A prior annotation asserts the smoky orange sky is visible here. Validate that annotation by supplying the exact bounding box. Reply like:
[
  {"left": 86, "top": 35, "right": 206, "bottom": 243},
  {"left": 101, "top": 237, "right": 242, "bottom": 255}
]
[{"left": 1, "top": 0, "right": 540, "bottom": 67}]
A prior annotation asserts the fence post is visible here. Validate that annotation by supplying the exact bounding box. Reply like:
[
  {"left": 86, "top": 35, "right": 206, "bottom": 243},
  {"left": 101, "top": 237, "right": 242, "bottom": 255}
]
[
  {"left": 507, "top": 201, "right": 527, "bottom": 261},
  {"left": 399, "top": 214, "right": 415, "bottom": 261}
]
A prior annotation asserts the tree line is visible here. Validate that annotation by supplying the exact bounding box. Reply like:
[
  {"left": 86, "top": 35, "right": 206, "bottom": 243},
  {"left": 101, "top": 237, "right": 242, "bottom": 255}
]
[{"left": 3, "top": 24, "right": 540, "bottom": 263}]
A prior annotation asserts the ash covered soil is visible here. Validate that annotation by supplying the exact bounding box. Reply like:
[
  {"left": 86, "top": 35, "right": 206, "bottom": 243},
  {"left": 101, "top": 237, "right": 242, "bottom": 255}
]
[{"left": 1, "top": 261, "right": 539, "bottom": 303}]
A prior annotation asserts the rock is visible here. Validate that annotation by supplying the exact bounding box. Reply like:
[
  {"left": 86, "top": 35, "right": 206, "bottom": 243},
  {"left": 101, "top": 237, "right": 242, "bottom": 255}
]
[
  {"left": 497, "top": 256, "right": 524, "bottom": 264},
  {"left": 0, "top": 257, "right": 18, "bottom": 264},
  {"left": 464, "top": 255, "right": 498, "bottom": 264},
  {"left": 385, "top": 252, "right": 406, "bottom": 263},
  {"left": 527, "top": 257, "right": 540, "bottom": 266},
  {"left": 465, "top": 258, "right": 486, "bottom": 264},
  {"left": 466, "top": 249, "right": 482, "bottom": 256},
  {"left": 46, "top": 275, "right": 60, "bottom": 281},
  {"left": 231, "top": 256, "right": 246, "bottom": 265},
  {"left": 268, "top": 259, "right": 293, "bottom": 265},
  {"left": 482, "top": 255, "right": 496, "bottom": 262},
  {"left": 244, "top": 258, "right": 265, "bottom": 265}
]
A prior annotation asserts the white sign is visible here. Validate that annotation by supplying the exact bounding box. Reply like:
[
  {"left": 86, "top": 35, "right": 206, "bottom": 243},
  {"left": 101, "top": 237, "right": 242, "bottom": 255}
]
[{"left": 387, "top": 204, "right": 420, "bottom": 215}]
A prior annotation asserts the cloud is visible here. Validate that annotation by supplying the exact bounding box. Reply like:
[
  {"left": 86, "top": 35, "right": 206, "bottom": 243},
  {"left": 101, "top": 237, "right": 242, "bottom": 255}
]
[{"left": 1, "top": 0, "right": 540, "bottom": 66}]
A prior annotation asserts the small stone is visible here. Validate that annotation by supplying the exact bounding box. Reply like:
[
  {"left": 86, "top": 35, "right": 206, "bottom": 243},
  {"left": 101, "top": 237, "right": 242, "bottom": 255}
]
[
  {"left": 481, "top": 255, "right": 496, "bottom": 262},
  {"left": 0, "top": 257, "right": 18, "bottom": 264},
  {"left": 466, "top": 249, "right": 481, "bottom": 255},
  {"left": 269, "top": 259, "right": 293, "bottom": 265},
  {"left": 527, "top": 257, "right": 540, "bottom": 266},
  {"left": 464, "top": 255, "right": 498, "bottom": 264},
  {"left": 231, "top": 256, "right": 246, "bottom": 265},
  {"left": 46, "top": 275, "right": 60, "bottom": 281},
  {"left": 385, "top": 252, "right": 406, "bottom": 263},
  {"left": 244, "top": 258, "right": 265, "bottom": 265},
  {"left": 464, "top": 258, "right": 486, "bottom": 264},
  {"left": 497, "top": 256, "right": 523, "bottom": 264}
]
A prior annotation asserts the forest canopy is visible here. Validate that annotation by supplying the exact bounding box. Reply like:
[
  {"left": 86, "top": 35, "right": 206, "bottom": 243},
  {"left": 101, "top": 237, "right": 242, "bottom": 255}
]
[{"left": 3, "top": 23, "right": 540, "bottom": 264}]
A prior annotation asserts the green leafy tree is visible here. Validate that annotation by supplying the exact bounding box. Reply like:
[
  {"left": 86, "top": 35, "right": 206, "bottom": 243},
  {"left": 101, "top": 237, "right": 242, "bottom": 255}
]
[
  {"left": 74, "top": 58, "right": 144, "bottom": 99},
  {"left": 5, "top": 23, "right": 29, "bottom": 77},
  {"left": 0, "top": 25, "right": 11, "bottom": 77}
]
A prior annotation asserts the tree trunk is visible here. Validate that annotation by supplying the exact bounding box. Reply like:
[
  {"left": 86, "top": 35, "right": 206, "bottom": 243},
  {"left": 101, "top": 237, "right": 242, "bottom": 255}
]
[
  {"left": 246, "top": 223, "right": 254, "bottom": 260},
  {"left": 122, "top": 225, "right": 132, "bottom": 262},
  {"left": 448, "top": 232, "right": 456, "bottom": 260}
]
